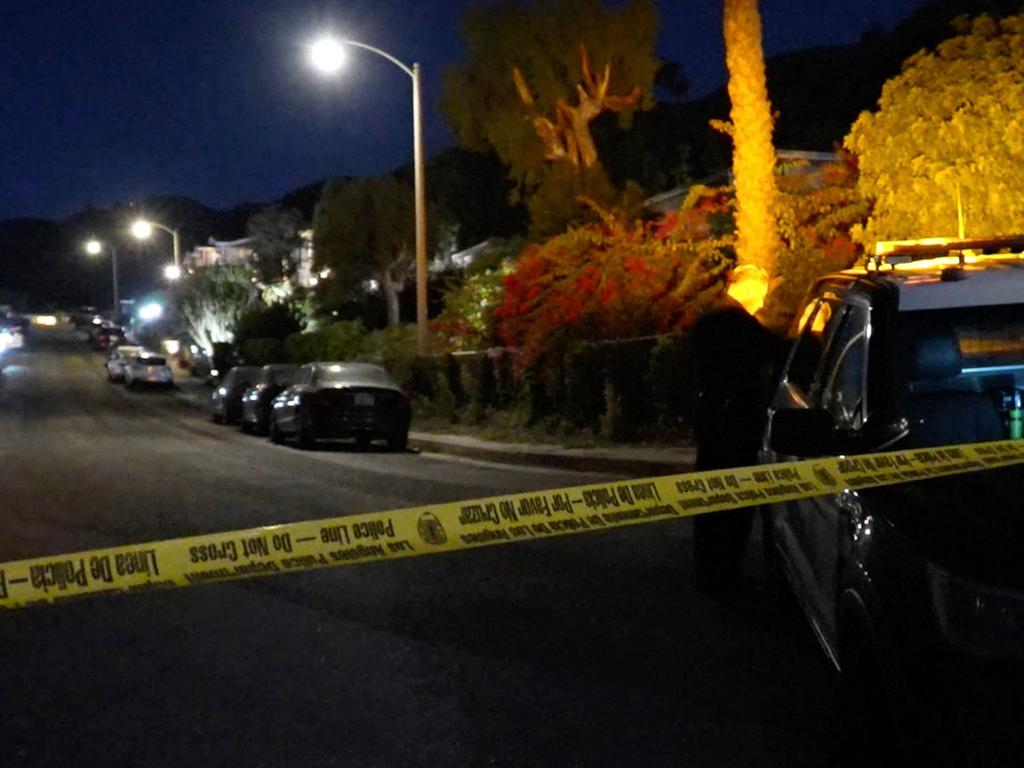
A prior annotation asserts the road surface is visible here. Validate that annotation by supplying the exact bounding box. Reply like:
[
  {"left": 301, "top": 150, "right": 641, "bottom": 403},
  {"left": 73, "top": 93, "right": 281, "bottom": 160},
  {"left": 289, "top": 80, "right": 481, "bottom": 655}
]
[{"left": 0, "top": 328, "right": 836, "bottom": 766}]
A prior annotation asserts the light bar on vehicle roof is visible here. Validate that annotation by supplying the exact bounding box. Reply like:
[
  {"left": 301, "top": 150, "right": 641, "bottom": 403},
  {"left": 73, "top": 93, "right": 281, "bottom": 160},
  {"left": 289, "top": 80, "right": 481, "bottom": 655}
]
[{"left": 869, "top": 235, "right": 1024, "bottom": 270}]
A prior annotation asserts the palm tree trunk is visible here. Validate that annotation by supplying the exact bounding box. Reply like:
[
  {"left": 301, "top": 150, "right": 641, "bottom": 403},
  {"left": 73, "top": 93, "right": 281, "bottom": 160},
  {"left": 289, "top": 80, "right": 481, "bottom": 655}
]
[{"left": 723, "top": 0, "right": 779, "bottom": 314}]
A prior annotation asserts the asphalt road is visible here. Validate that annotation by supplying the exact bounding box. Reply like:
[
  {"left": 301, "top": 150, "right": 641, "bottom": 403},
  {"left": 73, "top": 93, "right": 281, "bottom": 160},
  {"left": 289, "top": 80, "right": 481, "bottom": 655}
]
[{"left": 0, "top": 328, "right": 837, "bottom": 767}]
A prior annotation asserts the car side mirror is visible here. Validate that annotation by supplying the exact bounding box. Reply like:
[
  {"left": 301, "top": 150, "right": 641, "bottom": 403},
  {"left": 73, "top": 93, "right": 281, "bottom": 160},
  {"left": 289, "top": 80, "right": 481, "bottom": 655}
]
[{"left": 769, "top": 408, "right": 837, "bottom": 457}]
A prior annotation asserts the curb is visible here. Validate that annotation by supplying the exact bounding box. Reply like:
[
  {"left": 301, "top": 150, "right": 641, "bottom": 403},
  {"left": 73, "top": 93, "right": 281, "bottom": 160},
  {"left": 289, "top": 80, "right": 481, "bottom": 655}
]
[{"left": 408, "top": 432, "right": 694, "bottom": 476}]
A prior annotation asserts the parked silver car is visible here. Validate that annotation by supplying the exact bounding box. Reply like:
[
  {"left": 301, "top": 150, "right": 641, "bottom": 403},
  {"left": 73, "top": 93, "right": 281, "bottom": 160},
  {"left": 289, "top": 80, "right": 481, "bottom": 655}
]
[
  {"left": 124, "top": 352, "right": 174, "bottom": 390},
  {"left": 105, "top": 345, "right": 141, "bottom": 382}
]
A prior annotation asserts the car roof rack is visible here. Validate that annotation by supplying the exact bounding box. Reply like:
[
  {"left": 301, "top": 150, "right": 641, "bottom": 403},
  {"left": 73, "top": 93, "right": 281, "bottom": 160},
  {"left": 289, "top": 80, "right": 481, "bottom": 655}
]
[{"left": 868, "top": 235, "right": 1024, "bottom": 271}]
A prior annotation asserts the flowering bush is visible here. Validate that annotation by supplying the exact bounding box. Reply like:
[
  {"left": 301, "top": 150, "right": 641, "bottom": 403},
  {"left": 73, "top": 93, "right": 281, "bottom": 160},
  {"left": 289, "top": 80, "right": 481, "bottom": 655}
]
[
  {"left": 462, "top": 154, "right": 866, "bottom": 371},
  {"left": 495, "top": 202, "right": 732, "bottom": 368}
]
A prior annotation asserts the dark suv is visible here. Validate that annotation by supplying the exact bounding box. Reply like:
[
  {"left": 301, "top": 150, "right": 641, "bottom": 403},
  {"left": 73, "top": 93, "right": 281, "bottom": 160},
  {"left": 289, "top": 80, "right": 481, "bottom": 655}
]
[{"left": 761, "top": 237, "right": 1024, "bottom": 764}]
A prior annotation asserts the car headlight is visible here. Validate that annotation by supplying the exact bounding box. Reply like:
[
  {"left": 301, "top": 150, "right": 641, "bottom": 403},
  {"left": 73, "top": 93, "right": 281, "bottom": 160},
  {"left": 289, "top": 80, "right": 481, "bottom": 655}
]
[{"left": 929, "top": 564, "right": 1024, "bottom": 659}]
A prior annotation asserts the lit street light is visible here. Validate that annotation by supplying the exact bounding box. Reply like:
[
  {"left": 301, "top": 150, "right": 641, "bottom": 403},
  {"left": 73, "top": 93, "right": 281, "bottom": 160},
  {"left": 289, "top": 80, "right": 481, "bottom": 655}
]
[
  {"left": 163, "top": 264, "right": 182, "bottom": 281},
  {"left": 84, "top": 239, "right": 119, "bottom": 319},
  {"left": 309, "top": 35, "right": 429, "bottom": 354},
  {"left": 138, "top": 302, "right": 163, "bottom": 322},
  {"left": 310, "top": 38, "right": 347, "bottom": 74},
  {"left": 132, "top": 218, "right": 181, "bottom": 271}
]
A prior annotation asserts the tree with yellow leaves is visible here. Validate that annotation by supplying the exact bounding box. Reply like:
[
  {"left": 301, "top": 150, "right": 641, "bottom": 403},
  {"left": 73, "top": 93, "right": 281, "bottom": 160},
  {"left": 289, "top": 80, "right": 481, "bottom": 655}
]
[
  {"left": 847, "top": 14, "right": 1024, "bottom": 247},
  {"left": 720, "top": 0, "right": 780, "bottom": 315}
]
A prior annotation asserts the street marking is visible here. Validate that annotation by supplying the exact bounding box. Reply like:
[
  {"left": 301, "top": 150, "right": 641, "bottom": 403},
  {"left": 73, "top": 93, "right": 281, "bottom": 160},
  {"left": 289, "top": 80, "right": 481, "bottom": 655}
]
[{"left": 0, "top": 440, "right": 1022, "bottom": 609}]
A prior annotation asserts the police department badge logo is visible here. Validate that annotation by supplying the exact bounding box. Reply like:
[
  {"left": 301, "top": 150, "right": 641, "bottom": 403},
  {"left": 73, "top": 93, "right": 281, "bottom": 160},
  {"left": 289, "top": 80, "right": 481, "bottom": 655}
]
[
  {"left": 417, "top": 512, "right": 447, "bottom": 546},
  {"left": 813, "top": 465, "right": 839, "bottom": 488}
]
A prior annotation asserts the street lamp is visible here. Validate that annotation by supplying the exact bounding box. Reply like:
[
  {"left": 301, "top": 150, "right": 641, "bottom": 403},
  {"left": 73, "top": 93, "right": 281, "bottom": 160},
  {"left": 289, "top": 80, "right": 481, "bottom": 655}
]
[
  {"left": 131, "top": 218, "right": 181, "bottom": 270},
  {"left": 163, "top": 264, "right": 182, "bottom": 281},
  {"left": 84, "top": 239, "right": 119, "bottom": 318},
  {"left": 309, "top": 35, "right": 429, "bottom": 354}
]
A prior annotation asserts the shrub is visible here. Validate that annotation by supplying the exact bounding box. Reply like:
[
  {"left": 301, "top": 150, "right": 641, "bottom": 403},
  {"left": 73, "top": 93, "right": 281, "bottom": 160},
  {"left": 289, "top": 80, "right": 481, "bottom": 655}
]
[
  {"left": 564, "top": 343, "right": 604, "bottom": 428},
  {"left": 323, "top": 320, "right": 369, "bottom": 361},
  {"left": 363, "top": 325, "right": 418, "bottom": 387},
  {"left": 284, "top": 330, "right": 325, "bottom": 364},
  {"left": 648, "top": 334, "right": 694, "bottom": 430},
  {"left": 235, "top": 302, "right": 303, "bottom": 344},
  {"left": 495, "top": 204, "right": 731, "bottom": 369},
  {"left": 241, "top": 337, "right": 285, "bottom": 366}
]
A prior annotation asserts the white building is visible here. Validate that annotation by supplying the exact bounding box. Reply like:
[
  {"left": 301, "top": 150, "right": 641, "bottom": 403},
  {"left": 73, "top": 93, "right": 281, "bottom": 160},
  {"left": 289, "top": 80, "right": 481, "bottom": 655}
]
[{"left": 184, "top": 230, "right": 317, "bottom": 289}]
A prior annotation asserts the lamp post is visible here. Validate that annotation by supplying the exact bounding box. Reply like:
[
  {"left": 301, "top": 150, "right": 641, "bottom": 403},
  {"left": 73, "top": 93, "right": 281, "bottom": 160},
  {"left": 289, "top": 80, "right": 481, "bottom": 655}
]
[
  {"left": 309, "top": 36, "right": 429, "bottom": 354},
  {"left": 85, "top": 239, "right": 119, "bottom": 318},
  {"left": 131, "top": 218, "right": 181, "bottom": 275}
]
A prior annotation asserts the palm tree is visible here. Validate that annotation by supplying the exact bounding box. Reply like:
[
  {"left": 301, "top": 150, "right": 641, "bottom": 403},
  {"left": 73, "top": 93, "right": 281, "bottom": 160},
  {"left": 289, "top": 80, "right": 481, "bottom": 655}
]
[{"left": 723, "top": 0, "right": 779, "bottom": 315}]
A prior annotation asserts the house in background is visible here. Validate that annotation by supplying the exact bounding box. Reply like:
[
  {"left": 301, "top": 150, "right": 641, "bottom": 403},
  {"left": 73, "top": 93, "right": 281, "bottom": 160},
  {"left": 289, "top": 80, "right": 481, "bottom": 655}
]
[{"left": 183, "top": 230, "right": 318, "bottom": 289}]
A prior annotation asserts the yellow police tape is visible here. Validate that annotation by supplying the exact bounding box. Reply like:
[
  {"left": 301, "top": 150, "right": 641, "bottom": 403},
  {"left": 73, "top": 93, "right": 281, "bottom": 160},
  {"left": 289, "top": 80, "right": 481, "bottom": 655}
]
[{"left": 3, "top": 439, "right": 1024, "bottom": 609}]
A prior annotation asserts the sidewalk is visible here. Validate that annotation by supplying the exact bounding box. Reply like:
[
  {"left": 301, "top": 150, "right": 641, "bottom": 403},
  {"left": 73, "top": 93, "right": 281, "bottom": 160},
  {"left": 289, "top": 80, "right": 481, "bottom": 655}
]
[
  {"left": 172, "top": 373, "right": 694, "bottom": 475},
  {"left": 409, "top": 431, "right": 694, "bottom": 475}
]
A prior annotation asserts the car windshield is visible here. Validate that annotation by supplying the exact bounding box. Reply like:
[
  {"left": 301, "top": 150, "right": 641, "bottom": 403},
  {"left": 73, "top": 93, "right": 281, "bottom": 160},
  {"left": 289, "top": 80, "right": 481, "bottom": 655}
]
[
  {"left": 226, "top": 368, "right": 260, "bottom": 385},
  {"left": 137, "top": 357, "right": 166, "bottom": 366},
  {"left": 264, "top": 367, "right": 298, "bottom": 385},
  {"left": 314, "top": 364, "right": 395, "bottom": 387}
]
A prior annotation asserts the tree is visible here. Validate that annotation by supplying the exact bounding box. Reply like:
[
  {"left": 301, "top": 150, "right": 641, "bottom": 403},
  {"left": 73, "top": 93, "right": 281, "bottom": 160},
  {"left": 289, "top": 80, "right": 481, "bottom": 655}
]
[
  {"left": 442, "top": 0, "right": 660, "bottom": 233},
  {"left": 173, "top": 266, "right": 258, "bottom": 356},
  {"left": 313, "top": 177, "right": 416, "bottom": 327},
  {"left": 846, "top": 13, "right": 1024, "bottom": 247},
  {"left": 246, "top": 205, "right": 303, "bottom": 284},
  {"left": 718, "top": 0, "right": 780, "bottom": 315}
]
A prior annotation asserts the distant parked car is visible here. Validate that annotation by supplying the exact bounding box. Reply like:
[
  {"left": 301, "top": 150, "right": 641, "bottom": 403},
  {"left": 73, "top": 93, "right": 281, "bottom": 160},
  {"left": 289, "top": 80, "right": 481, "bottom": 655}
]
[
  {"left": 269, "top": 362, "right": 411, "bottom": 451},
  {"left": 210, "top": 366, "right": 261, "bottom": 424},
  {"left": 105, "top": 345, "right": 141, "bottom": 382},
  {"left": 0, "top": 313, "right": 27, "bottom": 353},
  {"left": 240, "top": 364, "right": 300, "bottom": 435},
  {"left": 91, "top": 323, "right": 126, "bottom": 351},
  {"left": 123, "top": 352, "right": 174, "bottom": 390}
]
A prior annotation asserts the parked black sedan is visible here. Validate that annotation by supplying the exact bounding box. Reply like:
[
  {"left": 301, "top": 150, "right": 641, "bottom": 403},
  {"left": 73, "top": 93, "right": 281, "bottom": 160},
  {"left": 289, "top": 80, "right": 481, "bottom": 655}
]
[
  {"left": 268, "top": 362, "right": 411, "bottom": 451},
  {"left": 239, "top": 364, "right": 300, "bottom": 435},
  {"left": 210, "top": 366, "right": 260, "bottom": 424}
]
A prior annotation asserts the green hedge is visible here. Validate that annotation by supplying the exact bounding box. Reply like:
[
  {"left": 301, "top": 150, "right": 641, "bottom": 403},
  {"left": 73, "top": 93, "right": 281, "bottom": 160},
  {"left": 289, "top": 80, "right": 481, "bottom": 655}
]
[{"left": 236, "top": 321, "right": 695, "bottom": 441}]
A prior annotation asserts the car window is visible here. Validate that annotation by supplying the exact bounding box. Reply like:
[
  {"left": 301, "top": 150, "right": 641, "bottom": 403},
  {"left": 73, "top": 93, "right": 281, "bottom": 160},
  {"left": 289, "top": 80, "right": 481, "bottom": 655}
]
[
  {"left": 269, "top": 368, "right": 299, "bottom": 385},
  {"left": 819, "top": 304, "right": 869, "bottom": 429},
  {"left": 139, "top": 356, "right": 166, "bottom": 366},
  {"left": 785, "top": 295, "right": 845, "bottom": 400},
  {"left": 316, "top": 364, "right": 395, "bottom": 387}
]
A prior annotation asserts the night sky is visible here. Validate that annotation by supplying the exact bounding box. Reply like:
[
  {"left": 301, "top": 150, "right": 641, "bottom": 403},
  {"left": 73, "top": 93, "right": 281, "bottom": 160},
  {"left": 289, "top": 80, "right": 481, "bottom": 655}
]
[{"left": 0, "top": 0, "right": 926, "bottom": 220}]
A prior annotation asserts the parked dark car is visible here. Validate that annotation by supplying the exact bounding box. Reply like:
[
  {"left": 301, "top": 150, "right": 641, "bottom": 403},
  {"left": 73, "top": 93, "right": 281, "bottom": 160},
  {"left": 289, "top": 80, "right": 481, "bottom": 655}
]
[
  {"left": 760, "top": 237, "right": 1024, "bottom": 765},
  {"left": 90, "top": 323, "right": 126, "bottom": 351},
  {"left": 269, "top": 362, "right": 411, "bottom": 450},
  {"left": 240, "top": 364, "right": 300, "bottom": 435},
  {"left": 210, "top": 366, "right": 261, "bottom": 424}
]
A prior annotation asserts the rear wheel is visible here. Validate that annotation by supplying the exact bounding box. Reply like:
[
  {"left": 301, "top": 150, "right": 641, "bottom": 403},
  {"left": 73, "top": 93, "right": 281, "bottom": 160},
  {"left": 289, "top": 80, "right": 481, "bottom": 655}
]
[
  {"left": 126, "top": 378, "right": 137, "bottom": 391},
  {"left": 239, "top": 419, "right": 252, "bottom": 434},
  {"left": 387, "top": 429, "right": 408, "bottom": 452},
  {"left": 356, "top": 434, "right": 372, "bottom": 450}
]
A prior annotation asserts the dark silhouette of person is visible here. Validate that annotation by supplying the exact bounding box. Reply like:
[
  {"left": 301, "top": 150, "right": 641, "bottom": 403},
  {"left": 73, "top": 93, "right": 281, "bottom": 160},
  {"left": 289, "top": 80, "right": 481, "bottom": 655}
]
[{"left": 690, "top": 301, "right": 786, "bottom": 593}]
